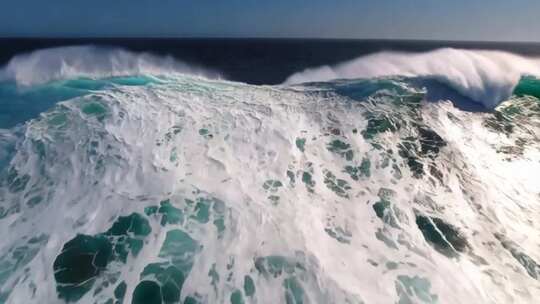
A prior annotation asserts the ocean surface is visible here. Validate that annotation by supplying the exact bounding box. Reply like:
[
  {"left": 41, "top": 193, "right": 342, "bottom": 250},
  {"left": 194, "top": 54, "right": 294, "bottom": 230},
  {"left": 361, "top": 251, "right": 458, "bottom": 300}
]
[{"left": 0, "top": 39, "right": 539, "bottom": 304}]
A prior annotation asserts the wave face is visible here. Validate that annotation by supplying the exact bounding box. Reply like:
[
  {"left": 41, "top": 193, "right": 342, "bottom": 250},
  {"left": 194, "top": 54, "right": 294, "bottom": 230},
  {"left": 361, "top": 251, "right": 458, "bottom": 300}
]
[
  {"left": 1, "top": 47, "right": 540, "bottom": 304},
  {"left": 286, "top": 48, "right": 540, "bottom": 109}
]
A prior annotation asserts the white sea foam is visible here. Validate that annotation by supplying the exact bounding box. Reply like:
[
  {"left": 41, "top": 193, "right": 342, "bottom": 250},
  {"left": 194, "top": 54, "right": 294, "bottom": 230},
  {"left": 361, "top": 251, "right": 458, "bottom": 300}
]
[
  {"left": 286, "top": 48, "right": 540, "bottom": 108},
  {"left": 1, "top": 75, "right": 539, "bottom": 303}
]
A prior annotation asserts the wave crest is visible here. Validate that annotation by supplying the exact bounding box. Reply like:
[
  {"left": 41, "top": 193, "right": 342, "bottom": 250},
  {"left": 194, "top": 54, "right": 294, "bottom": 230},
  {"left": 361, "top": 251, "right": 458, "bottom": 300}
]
[
  {"left": 0, "top": 45, "right": 220, "bottom": 85},
  {"left": 285, "top": 48, "right": 540, "bottom": 109}
]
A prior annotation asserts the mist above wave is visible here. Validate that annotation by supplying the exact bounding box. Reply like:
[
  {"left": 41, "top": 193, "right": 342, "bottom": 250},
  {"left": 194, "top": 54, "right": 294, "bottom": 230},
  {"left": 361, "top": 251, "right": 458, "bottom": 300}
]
[
  {"left": 285, "top": 48, "right": 540, "bottom": 109},
  {"left": 0, "top": 45, "right": 221, "bottom": 85}
]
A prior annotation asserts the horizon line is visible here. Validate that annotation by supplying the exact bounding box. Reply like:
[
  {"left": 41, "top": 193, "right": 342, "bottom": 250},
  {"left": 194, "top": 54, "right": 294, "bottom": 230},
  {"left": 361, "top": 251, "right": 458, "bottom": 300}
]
[{"left": 1, "top": 36, "right": 540, "bottom": 45}]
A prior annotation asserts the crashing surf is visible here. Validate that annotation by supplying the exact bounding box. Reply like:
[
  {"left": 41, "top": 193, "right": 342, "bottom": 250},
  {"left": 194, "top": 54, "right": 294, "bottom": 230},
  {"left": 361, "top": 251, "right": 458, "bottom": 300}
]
[{"left": 0, "top": 47, "right": 539, "bottom": 304}]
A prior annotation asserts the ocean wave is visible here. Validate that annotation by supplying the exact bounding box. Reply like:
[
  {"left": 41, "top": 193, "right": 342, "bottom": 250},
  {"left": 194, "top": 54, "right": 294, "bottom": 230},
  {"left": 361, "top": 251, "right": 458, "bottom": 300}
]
[
  {"left": 0, "top": 45, "right": 221, "bottom": 86},
  {"left": 0, "top": 69, "right": 539, "bottom": 303},
  {"left": 285, "top": 48, "right": 540, "bottom": 109}
]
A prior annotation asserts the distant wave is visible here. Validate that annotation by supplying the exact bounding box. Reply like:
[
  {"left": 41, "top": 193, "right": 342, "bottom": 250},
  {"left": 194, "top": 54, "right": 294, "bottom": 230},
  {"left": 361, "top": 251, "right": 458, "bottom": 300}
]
[
  {"left": 0, "top": 45, "right": 221, "bottom": 85},
  {"left": 4, "top": 46, "right": 540, "bottom": 110},
  {"left": 285, "top": 48, "right": 540, "bottom": 109}
]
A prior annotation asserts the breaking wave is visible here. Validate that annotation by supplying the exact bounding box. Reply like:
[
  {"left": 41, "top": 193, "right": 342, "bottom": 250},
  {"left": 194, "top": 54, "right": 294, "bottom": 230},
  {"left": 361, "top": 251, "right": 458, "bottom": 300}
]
[
  {"left": 286, "top": 48, "right": 540, "bottom": 109},
  {"left": 0, "top": 46, "right": 220, "bottom": 85}
]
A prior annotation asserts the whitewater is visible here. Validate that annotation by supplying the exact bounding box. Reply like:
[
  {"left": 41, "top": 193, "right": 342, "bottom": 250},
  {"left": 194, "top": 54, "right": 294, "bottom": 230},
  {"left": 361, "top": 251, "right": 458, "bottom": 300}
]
[{"left": 0, "top": 46, "right": 539, "bottom": 304}]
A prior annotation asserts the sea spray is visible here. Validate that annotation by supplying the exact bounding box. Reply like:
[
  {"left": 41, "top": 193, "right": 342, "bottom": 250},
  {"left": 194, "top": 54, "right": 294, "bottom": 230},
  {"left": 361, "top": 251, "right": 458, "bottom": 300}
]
[{"left": 286, "top": 48, "right": 540, "bottom": 109}]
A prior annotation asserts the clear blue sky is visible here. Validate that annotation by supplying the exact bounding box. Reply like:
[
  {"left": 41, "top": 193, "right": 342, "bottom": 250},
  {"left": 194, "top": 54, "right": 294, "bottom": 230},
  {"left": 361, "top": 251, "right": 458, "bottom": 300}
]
[{"left": 2, "top": 0, "right": 540, "bottom": 41}]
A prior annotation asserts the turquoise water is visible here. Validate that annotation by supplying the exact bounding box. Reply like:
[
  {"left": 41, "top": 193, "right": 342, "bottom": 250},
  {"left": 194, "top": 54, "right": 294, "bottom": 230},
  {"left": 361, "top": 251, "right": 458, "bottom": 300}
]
[{"left": 0, "top": 75, "right": 159, "bottom": 129}]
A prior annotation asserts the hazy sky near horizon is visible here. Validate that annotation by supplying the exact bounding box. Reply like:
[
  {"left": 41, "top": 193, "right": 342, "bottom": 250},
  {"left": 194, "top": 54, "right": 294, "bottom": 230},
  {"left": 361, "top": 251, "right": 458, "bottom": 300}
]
[{"left": 2, "top": 0, "right": 540, "bottom": 41}]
